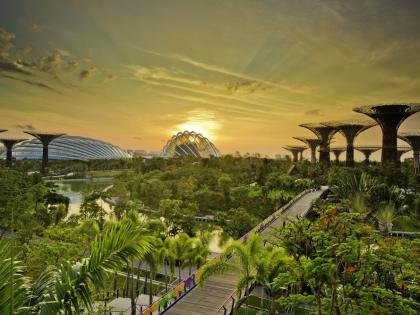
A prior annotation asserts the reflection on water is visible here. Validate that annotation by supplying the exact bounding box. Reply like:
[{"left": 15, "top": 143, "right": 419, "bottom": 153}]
[
  {"left": 51, "top": 178, "right": 231, "bottom": 254},
  {"left": 51, "top": 178, "right": 114, "bottom": 216}
]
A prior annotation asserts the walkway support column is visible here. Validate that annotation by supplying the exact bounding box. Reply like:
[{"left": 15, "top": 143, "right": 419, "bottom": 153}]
[{"left": 353, "top": 104, "right": 420, "bottom": 166}]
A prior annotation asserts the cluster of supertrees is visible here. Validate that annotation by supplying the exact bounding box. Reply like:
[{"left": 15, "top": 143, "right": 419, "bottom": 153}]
[
  {"left": 0, "top": 130, "right": 64, "bottom": 174},
  {"left": 283, "top": 103, "right": 420, "bottom": 174}
]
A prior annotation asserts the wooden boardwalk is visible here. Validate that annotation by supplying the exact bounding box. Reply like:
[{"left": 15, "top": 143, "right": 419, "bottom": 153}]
[{"left": 164, "top": 189, "right": 325, "bottom": 315}]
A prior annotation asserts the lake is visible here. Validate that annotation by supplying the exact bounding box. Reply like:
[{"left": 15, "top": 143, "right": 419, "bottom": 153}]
[{"left": 50, "top": 178, "right": 114, "bottom": 216}]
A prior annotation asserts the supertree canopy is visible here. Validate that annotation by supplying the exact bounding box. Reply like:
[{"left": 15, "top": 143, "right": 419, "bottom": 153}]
[
  {"left": 353, "top": 103, "right": 420, "bottom": 165},
  {"left": 24, "top": 131, "right": 65, "bottom": 173},
  {"left": 355, "top": 146, "right": 381, "bottom": 165},
  {"left": 0, "top": 138, "right": 26, "bottom": 167},
  {"left": 283, "top": 145, "right": 307, "bottom": 162},
  {"left": 326, "top": 120, "right": 376, "bottom": 167},
  {"left": 398, "top": 132, "right": 420, "bottom": 174},
  {"left": 293, "top": 137, "right": 321, "bottom": 163},
  {"left": 299, "top": 123, "right": 337, "bottom": 163},
  {"left": 330, "top": 147, "right": 346, "bottom": 162},
  {"left": 161, "top": 131, "right": 221, "bottom": 158}
]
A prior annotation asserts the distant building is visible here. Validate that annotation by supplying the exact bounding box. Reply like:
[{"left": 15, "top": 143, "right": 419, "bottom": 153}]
[
  {"left": 3, "top": 135, "right": 132, "bottom": 161},
  {"left": 161, "top": 131, "right": 221, "bottom": 158}
]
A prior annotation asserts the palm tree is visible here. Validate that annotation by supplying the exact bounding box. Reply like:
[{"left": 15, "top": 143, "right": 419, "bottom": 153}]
[
  {"left": 198, "top": 234, "right": 263, "bottom": 313},
  {"left": 0, "top": 220, "right": 152, "bottom": 314},
  {"left": 188, "top": 238, "right": 210, "bottom": 274},
  {"left": 172, "top": 233, "right": 193, "bottom": 281},
  {"left": 157, "top": 237, "right": 176, "bottom": 292},
  {"left": 255, "top": 246, "right": 290, "bottom": 314},
  {"left": 144, "top": 241, "right": 160, "bottom": 305}
]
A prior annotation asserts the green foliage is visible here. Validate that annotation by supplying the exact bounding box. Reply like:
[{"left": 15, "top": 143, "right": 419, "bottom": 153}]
[
  {"left": 0, "top": 220, "right": 153, "bottom": 314},
  {"left": 107, "top": 156, "right": 313, "bottom": 238},
  {"left": 0, "top": 170, "right": 70, "bottom": 242},
  {"left": 271, "top": 206, "right": 419, "bottom": 314}
]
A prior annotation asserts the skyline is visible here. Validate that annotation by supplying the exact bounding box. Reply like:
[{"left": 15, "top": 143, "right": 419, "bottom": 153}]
[{"left": 1, "top": 0, "right": 420, "bottom": 160}]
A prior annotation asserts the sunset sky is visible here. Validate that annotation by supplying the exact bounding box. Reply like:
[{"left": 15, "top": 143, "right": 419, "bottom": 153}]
[{"left": 1, "top": 0, "right": 420, "bottom": 159}]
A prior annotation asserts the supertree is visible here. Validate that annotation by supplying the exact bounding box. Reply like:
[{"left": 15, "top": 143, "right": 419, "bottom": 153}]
[
  {"left": 326, "top": 120, "right": 376, "bottom": 167},
  {"left": 395, "top": 147, "right": 411, "bottom": 168},
  {"left": 355, "top": 146, "right": 381, "bottom": 165},
  {"left": 299, "top": 123, "right": 337, "bottom": 164},
  {"left": 283, "top": 145, "right": 307, "bottom": 162},
  {"left": 330, "top": 147, "right": 346, "bottom": 163},
  {"left": 353, "top": 103, "right": 420, "bottom": 165},
  {"left": 24, "top": 131, "right": 65, "bottom": 174},
  {"left": 398, "top": 132, "right": 420, "bottom": 174},
  {"left": 293, "top": 137, "right": 321, "bottom": 163},
  {"left": 0, "top": 138, "right": 26, "bottom": 167}
]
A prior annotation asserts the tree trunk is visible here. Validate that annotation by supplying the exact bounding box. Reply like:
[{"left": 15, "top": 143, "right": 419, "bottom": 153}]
[
  {"left": 149, "top": 271, "right": 153, "bottom": 305},
  {"left": 164, "top": 263, "right": 168, "bottom": 292},
  {"left": 144, "top": 271, "right": 148, "bottom": 294}
]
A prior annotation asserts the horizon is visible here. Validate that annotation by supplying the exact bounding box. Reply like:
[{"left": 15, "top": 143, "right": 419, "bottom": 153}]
[{"left": 1, "top": 1, "right": 420, "bottom": 161}]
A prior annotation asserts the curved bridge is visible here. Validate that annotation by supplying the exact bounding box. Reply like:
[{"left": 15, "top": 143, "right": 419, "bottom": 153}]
[{"left": 138, "top": 188, "right": 326, "bottom": 315}]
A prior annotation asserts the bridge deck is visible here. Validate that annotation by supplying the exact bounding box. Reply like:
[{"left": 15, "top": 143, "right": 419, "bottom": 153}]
[{"left": 165, "top": 189, "right": 324, "bottom": 315}]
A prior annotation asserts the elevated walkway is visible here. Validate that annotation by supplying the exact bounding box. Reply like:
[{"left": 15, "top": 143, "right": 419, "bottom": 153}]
[{"left": 156, "top": 188, "right": 326, "bottom": 315}]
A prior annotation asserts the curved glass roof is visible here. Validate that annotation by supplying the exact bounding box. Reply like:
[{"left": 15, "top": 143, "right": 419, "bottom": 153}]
[
  {"left": 161, "top": 131, "right": 221, "bottom": 158},
  {"left": 2, "top": 135, "right": 132, "bottom": 161}
]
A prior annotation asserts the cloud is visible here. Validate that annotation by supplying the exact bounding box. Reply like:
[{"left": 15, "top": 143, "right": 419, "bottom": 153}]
[
  {"left": 0, "top": 60, "right": 32, "bottom": 75},
  {"left": 225, "top": 80, "right": 268, "bottom": 94},
  {"left": 16, "top": 123, "right": 36, "bottom": 131},
  {"left": 79, "top": 67, "right": 97, "bottom": 80},
  {"left": 1, "top": 74, "right": 63, "bottom": 94},
  {"left": 65, "top": 60, "right": 79, "bottom": 71},
  {"left": 31, "top": 23, "right": 41, "bottom": 33},
  {"left": 135, "top": 47, "right": 314, "bottom": 95},
  {"left": 41, "top": 51, "right": 61, "bottom": 73},
  {"left": 55, "top": 48, "right": 73, "bottom": 57},
  {"left": 0, "top": 27, "right": 15, "bottom": 42},
  {"left": 0, "top": 27, "right": 15, "bottom": 58},
  {"left": 103, "top": 74, "right": 116, "bottom": 83},
  {"left": 19, "top": 45, "right": 33, "bottom": 56},
  {"left": 305, "top": 109, "right": 322, "bottom": 116},
  {"left": 133, "top": 136, "right": 143, "bottom": 141}
]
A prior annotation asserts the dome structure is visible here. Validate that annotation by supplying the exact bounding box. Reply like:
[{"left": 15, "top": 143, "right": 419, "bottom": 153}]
[
  {"left": 161, "top": 131, "right": 221, "bottom": 158},
  {"left": 3, "top": 135, "right": 132, "bottom": 161}
]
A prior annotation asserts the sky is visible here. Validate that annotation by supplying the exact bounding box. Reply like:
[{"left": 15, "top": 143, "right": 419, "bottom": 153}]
[{"left": 1, "top": 0, "right": 420, "bottom": 159}]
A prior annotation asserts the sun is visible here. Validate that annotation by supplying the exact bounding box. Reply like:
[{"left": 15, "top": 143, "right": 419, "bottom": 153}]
[{"left": 172, "top": 109, "right": 221, "bottom": 140}]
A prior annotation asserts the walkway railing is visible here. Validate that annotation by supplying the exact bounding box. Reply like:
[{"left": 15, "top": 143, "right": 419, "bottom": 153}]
[
  {"left": 213, "top": 188, "right": 316, "bottom": 315},
  {"left": 138, "top": 188, "right": 316, "bottom": 315}
]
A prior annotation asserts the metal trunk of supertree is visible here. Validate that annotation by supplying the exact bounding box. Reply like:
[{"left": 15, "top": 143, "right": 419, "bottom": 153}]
[
  {"left": 24, "top": 131, "right": 65, "bottom": 174},
  {"left": 284, "top": 145, "right": 306, "bottom": 162},
  {"left": 293, "top": 137, "right": 321, "bottom": 163},
  {"left": 396, "top": 147, "right": 411, "bottom": 168},
  {"left": 354, "top": 104, "right": 420, "bottom": 166},
  {"left": 326, "top": 121, "right": 376, "bottom": 167},
  {"left": 0, "top": 139, "right": 26, "bottom": 167},
  {"left": 398, "top": 133, "right": 420, "bottom": 174},
  {"left": 355, "top": 146, "right": 381, "bottom": 165},
  {"left": 299, "top": 123, "right": 337, "bottom": 164},
  {"left": 331, "top": 148, "right": 345, "bottom": 164}
]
